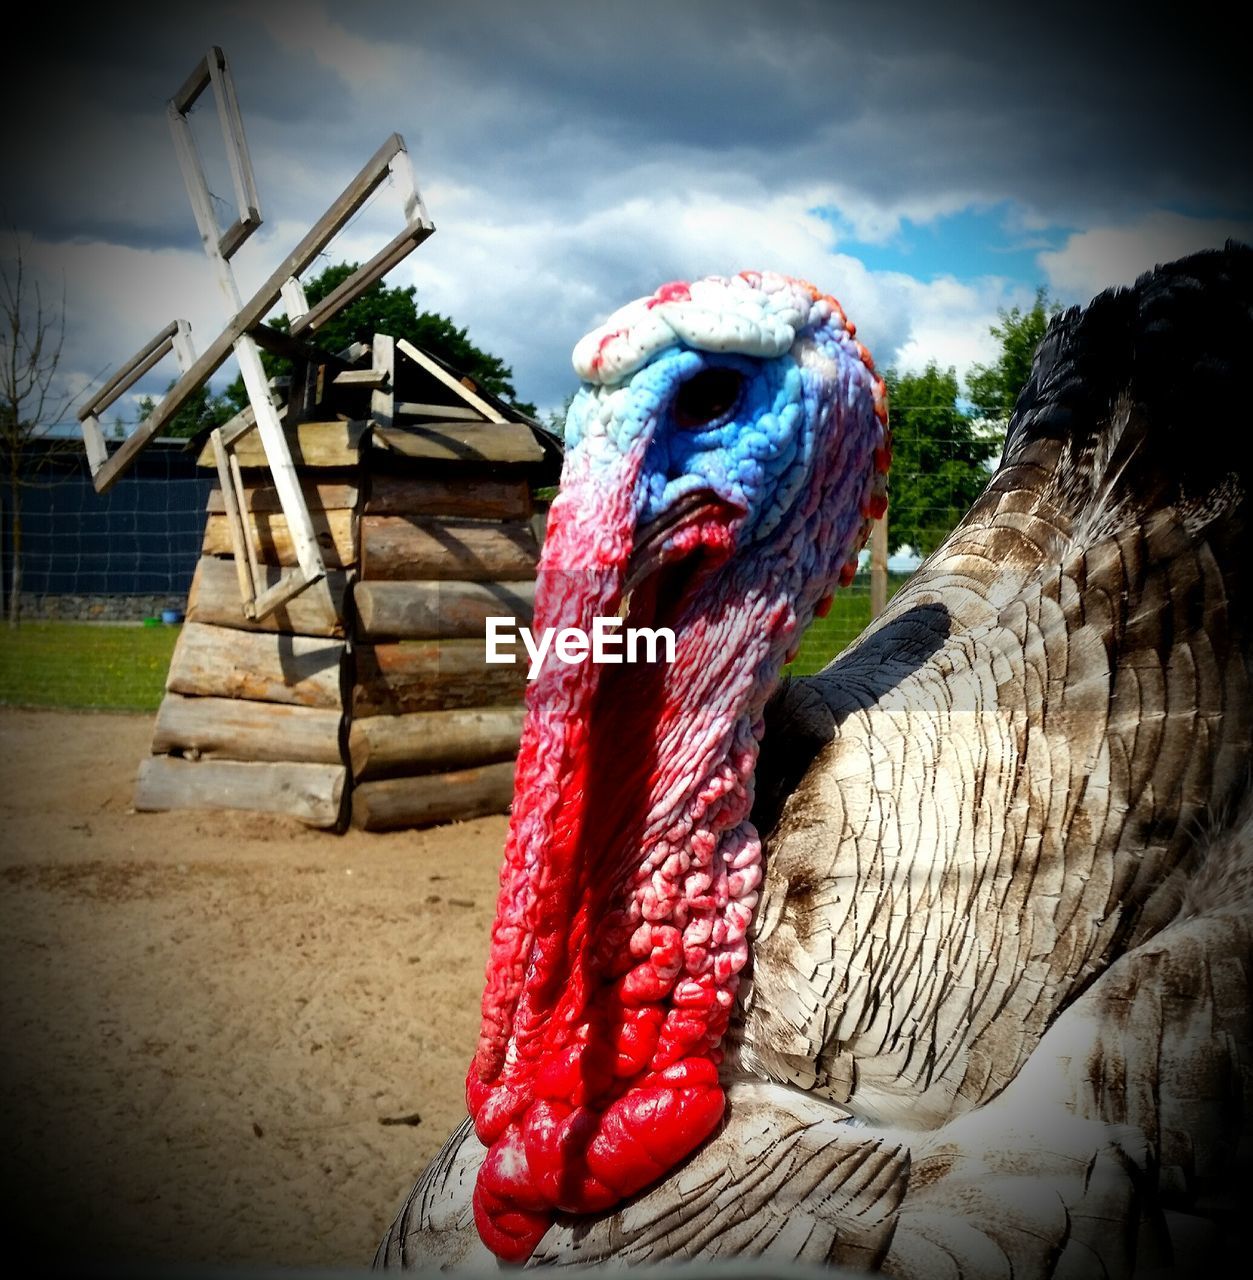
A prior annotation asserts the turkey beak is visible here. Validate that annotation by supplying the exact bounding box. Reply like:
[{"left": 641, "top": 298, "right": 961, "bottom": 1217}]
[{"left": 620, "top": 489, "right": 742, "bottom": 625}]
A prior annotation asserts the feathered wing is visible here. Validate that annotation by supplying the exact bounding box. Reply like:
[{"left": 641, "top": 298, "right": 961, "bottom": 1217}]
[
  {"left": 380, "top": 818, "right": 1251, "bottom": 1274},
  {"left": 742, "top": 410, "right": 1251, "bottom": 1131}
]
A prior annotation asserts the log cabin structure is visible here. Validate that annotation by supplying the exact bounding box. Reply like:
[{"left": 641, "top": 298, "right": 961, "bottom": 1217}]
[
  {"left": 76, "top": 47, "right": 560, "bottom": 831},
  {"left": 140, "top": 337, "right": 557, "bottom": 831}
]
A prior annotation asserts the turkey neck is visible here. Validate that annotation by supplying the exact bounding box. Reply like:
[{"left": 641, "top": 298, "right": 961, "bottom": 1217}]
[{"left": 466, "top": 442, "right": 822, "bottom": 1262}]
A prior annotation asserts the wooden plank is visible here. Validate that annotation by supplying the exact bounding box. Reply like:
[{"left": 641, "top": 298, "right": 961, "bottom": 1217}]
[
  {"left": 360, "top": 516, "right": 536, "bottom": 582},
  {"left": 335, "top": 368, "right": 389, "bottom": 388},
  {"left": 354, "top": 579, "right": 535, "bottom": 640},
  {"left": 373, "top": 423, "right": 544, "bottom": 466},
  {"left": 197, "top": 420, "right": 366, "bottom": 469},
  {"left": 365, "top": 472, "right": 530, "bottom": 520},
  {"left": 209, "top": 429, "right": 257, "bottom": 605},
  {"left": 87, "top": 133, "right": 420, "bottom": 492},
  {"left": 371, "top": 333, "right": 395, "bottom": 430},
  {"left": 203, "top": 508, "right": 357, "bottom": 568},
  {"left": 395, "top": 402, "right": 483, "bottom": 421},
  {"left": 135, "top": 756, "right": 345, "bottom": 829},
  {"left": 152, "top": 693, "right": 343, "bottom": 764},
  {"left": 348, "top": 705, "right": 524, "bottom": 781},
  {"left": 352, "top": 641, "right": 527, "bottom": 716},
  {"left": 280, "top": 276, "right": 309, "bottom": 320},
  {"left": 351, "top": 760, "right": 515, "bottom": 831},
  {"left": 167, "top": 622, "right": 344, "bottom": 708},
  {"left": 870, "top": 512, "right": 889, "bottom": 618},
  {"left": 80, "top": 412, "right": 109, "bottom": 477},
  {"left": 205, "top": 48, "right": 262, "bottom": 257},
  {"left": 80, "top": 321, "right": 179, "bottom": 421},
  {"left": 291, "top": 221, "right": 433, "bottom": 337},
  {"left": 208, "top": 479, "right": 358, "bottom": 514},
  {"left": 395, "top": 338, "right": 506, "bottom": 423},
  {"left": 187, "top": 556, "right": 349, "bottom": 637}
]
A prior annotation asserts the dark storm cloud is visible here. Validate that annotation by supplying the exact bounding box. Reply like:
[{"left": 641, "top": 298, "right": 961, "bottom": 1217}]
[
  {"left": 1, "top": 5, "right": 356, "bottom": 247},
  {"left": 3, "top": 0, "right": 1248, "bottom": 418},
  {"left": 347, "top": 0, "right": 1253, "bottom": 224},
  {"left": 6, "top": 2, "right": 1248, "bottom": 249}
]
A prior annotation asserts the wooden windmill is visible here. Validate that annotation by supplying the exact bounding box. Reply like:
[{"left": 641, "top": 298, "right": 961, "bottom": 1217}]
[{"left": 77, "top": 49, "right": 557, "bottom": 830}]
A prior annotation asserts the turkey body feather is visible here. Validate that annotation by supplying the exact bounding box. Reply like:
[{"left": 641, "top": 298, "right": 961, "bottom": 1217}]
[{"left": 378, "top": 246, "right": 1253, "bottom": 1276}]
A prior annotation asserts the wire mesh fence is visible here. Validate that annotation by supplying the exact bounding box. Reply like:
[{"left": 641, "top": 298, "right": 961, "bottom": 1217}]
[
  {"left": 0, "top": 440, "right": 210, "bottom": 710},
  {"left": 0, "top": 427, "right": 998, "bottom": 712}
]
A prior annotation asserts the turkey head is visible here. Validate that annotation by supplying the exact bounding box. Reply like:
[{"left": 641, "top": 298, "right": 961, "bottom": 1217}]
[{"left": 467, "top": 272, "right": 890, "bottom": 1261}]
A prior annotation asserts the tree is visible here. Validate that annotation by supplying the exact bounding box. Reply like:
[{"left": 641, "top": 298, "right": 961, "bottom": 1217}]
[
  {"left": 135, "top": 384, "right": 239, "bottom": 440},
  {"left": 966, "top": 287, "right": 1059, "bottom": 424},
  {"left": 883, "top": 363, "right": 1000, "bottom": 557},
  {"left": 1, "top": 240, "right": 75, "bottom": 627},
  {"left": 249, "top": 262, "right": 536, "bottom": 417},
  {"left": 883, "top": 288, "right": 1059, "bottom": 560}
]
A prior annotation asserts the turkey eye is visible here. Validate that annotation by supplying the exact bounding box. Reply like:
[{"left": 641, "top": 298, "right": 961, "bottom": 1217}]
[{"left": 673, "top": 367, "right": 742, "bottom": 430}]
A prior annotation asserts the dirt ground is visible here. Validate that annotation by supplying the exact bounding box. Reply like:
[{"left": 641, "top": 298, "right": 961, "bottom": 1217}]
[{"left": 0, "top": 708, "right": 504, "bottom": 1269}]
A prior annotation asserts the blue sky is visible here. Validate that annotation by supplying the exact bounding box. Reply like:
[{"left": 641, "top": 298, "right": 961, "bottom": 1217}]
[{"left": 4, "top": 0, "right": 1251, "bottom": 428}]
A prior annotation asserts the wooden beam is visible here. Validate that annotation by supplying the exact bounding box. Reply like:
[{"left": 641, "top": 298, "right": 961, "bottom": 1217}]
[
  {"left": 365, "top": 473, "right": 531, "bottom": 520},
  {"left": 136, "top": 756, "right": 346, "bottom": 829},
  {"left": 334, "top": 368, "right": 389, "bottom": 389},
  {"left": 166, "top": 622, "right": 345, "bottom": 708},
  {"left": 372, "top": 423, "right": 544, "bottom": 466},
  {"left": 203, "top": 508, "right": 356, "bottom": 568},
  {"left": 280, "top": 276, "right": 309, "bottom": 321},
  {"left": 371, "top": 333, "right": 395, "bottom": 431},
  {"left": 291, "top": 222, "right": 434, "bottom": 337},
  {"left": 88, "top": 133, "right": 421, "bottom": 492},
  {"left": 351, "top": 761, "right": 515, "bottom": 831},
  {"left": 248, "top": 566, "right": 321, "bottom": 622},
  {"left": 870, "top": 512, "right": 889, "bottom": 618},
  {"left": 395, "top": 338, "right": 506, "bottom": 422},
  {"left": 206, "top": 48, "right": 262, "bottom": 256},
  {"left": 394, "top": 402, "right": 483, "bottom": 421},
  {"left": 348, "top": 705, "right": 525, "bottom": 780},
  {"left": 186, "top": 556, "right": 348, "bottom": 637},
  {"left": 209, "top": 428, "right": 257, "bottom": 606},
  {"left": 208, "top": 479, "right": 358, "bottom": 514},
  {"left": 78, "top": 320, "right": 180, "bottom": 427},
  {"left": 152, "top": 693, "right": 343, "bottom": 764},
  {"left": 198, "top": 420, "right": 366, "bottom": 469},
  {"left": 170, "top": 51, "right": 213, "bottom": 113},
  {"left": 352, "top": 641, "right": 527, "bottom": 716},
  {"left": 354, "top": 579, "right": 536, "bottom": 640},
  {"left": 80, "top": 413, "right": 109, "bottom": 476},
  {"left": 360, "top": 515, "right": 536, "bottom": 581}
]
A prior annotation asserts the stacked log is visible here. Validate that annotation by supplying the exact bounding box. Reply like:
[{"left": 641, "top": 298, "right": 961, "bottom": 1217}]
[
  {"left": 134, "top": 426, "right": 358, "bottom": 829},
  {"left": 133, "top": 338, "right": 558, "bottom": 832},
  {"left": 349, "top": 423, "right": 544, "bottom": 830}
]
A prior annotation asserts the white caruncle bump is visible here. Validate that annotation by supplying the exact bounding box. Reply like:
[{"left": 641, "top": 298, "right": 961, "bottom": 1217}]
[{"left": 572, "top": 272, "right": 834, "bottom": 386}]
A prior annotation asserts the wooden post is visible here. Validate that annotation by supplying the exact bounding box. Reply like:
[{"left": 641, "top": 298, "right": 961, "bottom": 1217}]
[
  {"left": 870, "top": 512, "right": 888, "bottom": 619},
  {"left": 371, "top": 333, "right": 395, "bottom": 429}
]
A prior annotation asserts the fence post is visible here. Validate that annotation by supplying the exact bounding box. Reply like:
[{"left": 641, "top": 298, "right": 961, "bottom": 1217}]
[{"left": 870, "top": 512, "right": 888, "bottom": 619}]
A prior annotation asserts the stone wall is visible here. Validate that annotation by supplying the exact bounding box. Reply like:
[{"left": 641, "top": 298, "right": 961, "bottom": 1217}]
[{"left": 18, "top": 593, "right": 187, "bottom": 622}]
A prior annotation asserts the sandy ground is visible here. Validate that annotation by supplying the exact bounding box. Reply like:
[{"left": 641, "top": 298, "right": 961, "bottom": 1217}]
[{"left": 0, "top": 708, "right": 504, "bottom": 1269}]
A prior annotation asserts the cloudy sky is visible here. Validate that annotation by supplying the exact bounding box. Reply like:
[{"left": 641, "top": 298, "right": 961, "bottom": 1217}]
[{"left": 4, "top": 0, "right": 1251, "bottom": 429}]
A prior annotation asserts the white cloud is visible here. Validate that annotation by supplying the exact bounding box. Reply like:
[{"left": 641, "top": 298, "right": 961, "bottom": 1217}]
[
  {"left": 888, "top": 273, "right": 1034, "bottom": 381},
  {"left": 1038, "top": 211, "right": 1253, "bottom": 299},
  {"left": 22, "top": 237, "right": 239, "bottom": 426},
  {"left": 378, "top": 180, "right": 1034, "bottom": 414}
]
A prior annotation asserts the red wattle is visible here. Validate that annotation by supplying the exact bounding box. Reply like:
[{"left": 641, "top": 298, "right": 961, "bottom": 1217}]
[{"left": 459, "top": 271, "right": 889, "bottom": 1263}]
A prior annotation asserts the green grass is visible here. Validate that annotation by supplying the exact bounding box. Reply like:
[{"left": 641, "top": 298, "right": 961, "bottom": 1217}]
[
  {"left": 784, "top": 572, "right": 912, "bottom": 676},
  {"left": 0, "top": 572, "right": 913, "bottom": 712},
  {"left": 0, "top": 620, "right": 180, "bottom": 712}
]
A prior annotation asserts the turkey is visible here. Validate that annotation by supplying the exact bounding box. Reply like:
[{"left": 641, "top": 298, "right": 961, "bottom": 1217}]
[{"left": 377, "top": 246, "right": 1253, "bottom": 1276}]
